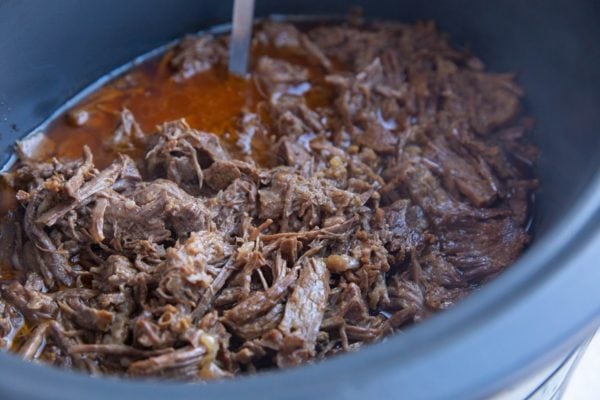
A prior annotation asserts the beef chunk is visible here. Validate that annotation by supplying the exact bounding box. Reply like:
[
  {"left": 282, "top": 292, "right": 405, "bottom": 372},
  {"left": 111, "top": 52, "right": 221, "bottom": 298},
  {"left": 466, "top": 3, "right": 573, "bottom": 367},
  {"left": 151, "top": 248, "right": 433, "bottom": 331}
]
[
  {"left": 446, "top": 71, "right": 522, "bottom": 135},
  {"left": 256, "top": 57, "right": 309, "bottom": 95},
  {"left": 425, "top": 136, "right": 499, "bottom": 207},
  {"left": 255, "top": 21, "right": 303, "bottom": 48},
  {"left": 129, "top": 180, "right": 211, "bottom": 237},
  {"left": 157, "top": 231, "right": 233, "bottom": 305},
  {"left": 108, "top": 109, "right": 146, "bottom": 152},
  {"left": 277, "top": 137, "right": 312, "bottom": 169},
  {"left": 439, "top": 216, "right": 528, "bottom": 280},
  {"left": 203, "top": 161, "right": 242, "bottom": 191},
  {"left": 274, "top": 257, "right": 329, "bottom": 367},
  {"left": 128, "top": 345, "right": 211, "bottom": 378},
  {"left": 145, "top": 120, "right": 226, "bottom": 194},
  {"left": 1, "top": 281, "right": 57, "bottom": 323},
  {"left": 258, "top": 169, "right": 360, "bottom": 231},
  {"left": 354, "top": 121, "right": 398, "bottom": 154},
  {"left": 222, "top": 267, "right": 298, "bottom": 327},
  {"left": 382, "top": 199, "right": 429, "bottom": 264},
  {"left": 59, "top": 298, "right": 114, "bottom": 332},
  {"left": 170, "top": 35, "right": 227, "bottom": 81},
  {"left": 210, "top": 178, "right": 258, "bottom": 237}
]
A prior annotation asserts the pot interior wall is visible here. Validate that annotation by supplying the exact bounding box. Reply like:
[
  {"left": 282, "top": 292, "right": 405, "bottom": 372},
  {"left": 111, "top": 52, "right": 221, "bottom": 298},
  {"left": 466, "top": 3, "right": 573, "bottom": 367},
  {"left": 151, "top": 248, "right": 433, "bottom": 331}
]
[{"left": 1, "top": 0, "right": 599, "bottom": 239}]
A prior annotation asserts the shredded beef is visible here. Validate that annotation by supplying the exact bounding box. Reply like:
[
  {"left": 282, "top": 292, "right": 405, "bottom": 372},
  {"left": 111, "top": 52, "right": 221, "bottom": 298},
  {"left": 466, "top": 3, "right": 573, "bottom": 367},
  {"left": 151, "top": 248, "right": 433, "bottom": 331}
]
[{"left": 0, "top": 18, "right": 537, "bottom": 380}]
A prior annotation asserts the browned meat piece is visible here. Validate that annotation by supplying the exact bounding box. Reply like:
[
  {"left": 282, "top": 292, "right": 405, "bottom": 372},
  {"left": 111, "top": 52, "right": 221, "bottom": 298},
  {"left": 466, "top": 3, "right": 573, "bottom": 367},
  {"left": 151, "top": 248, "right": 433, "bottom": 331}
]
[
  {"left": 446, "top": 71, "right": 523, "bottom": 135},
  {"left": 129, "top": 179, "right": 211, "bottom": 237},
  {"left": 69, "top": 343, "right": 170, "bottom": 357},
  {"left": 22, "top": 192, "right": 75, "bottom": 287},
  {"left": 129, "top": 316, "right": 228, "bottom": 380},
  {"left": 98, "top": 188, "right": 172, "bottom": 248},
  {"left": 255, "top": 21, "right": 303, "bottom": 48},
  {"left": 0, "top": 212, "right": 22, "bottom": 274},
  {"left": 354, "top": 121, "right": 397, "bottom": 154},
  {"left": 386, "top": 277, "right": 426, "bottom": 324},
  {"left": 91, "top": 255, "right": 137, "bottom": 290},
  {"left": 36, "top": 154, "right": 131, "bottom": 226},
  {"left": 222, "top": 266, "right": 298, "bottom": 326},
  {"left": 1, "top": 281, "right": 57, "bottom": 323},
  {"left": 506, "top": 179, "right": 539, "bottom": 225},
  {"left": 203, "top": 160, "right": 242, "bottom": 191},
  {"left": 336, "top": 282, "right": 370, "bottom": 324},
  {"left": 145, "top": 120, "right": 227, "bottom": 194},
  {"left": 255, "top": 21, "right": 334, "bottom": 70},
  {"left": 192, "top": 258, "right": 238, "bottom": 321},
  {"left": 258, "top": 217, "right": 357, "bottom": 243},
  {"left": 157, "top": 231, "right": 233, "bottom": 305},
  {"left": 253, "top": 55, "right": 327, "bottom": 140},
  {"left": 256, "top": 56, "right": 309, "bottom": 95},
  {"left": 233, "top": 303, "right": 284, "bottom": 340},
  {"left": 277, "top": 137, "right": 312, "bottom": 169},
  {"left": 309, "top": 25, "right": 396, "bottom": 72},
  {"left": 46, "top": 321, "right": 99, "bottom": 373},
  {"left": 170, "top": 35, "right": 227, "bottom": 81},
  {"left": 210, "top": 178, "right": 258, "bottom": 237},
  {"left": 299, "top": 33, "right": 332, "bottom": 70},
  {"left": 128, "top": 346, "right": 208, "bottom": 378},
  {"left": 325, "top": 57, "right": 405, "bottom": 157},
  {"left": 90, "top": 197, "right": 109, "bottom": 243},
  {"left": 64, "top": 146, "right": 94, "bottom": 197},
  {"left": 425, "top": 136, "right": 499, "bottom": 207},
  {"left": 112, "top": 154, "right": 143, "bottom": 192},
  {"left": 273, "top": 257, "right": 329, "bottom": 366},
  {"left": 439, "top": 216, "right": 528, "bottom": 280},
  {"left": 259, "top": 169, "right": 361, "bottom": 231},
  {"left": 77, "top": 178, "right": 211, "bottom": 257},
  {"left": 382, "top": 199, "right": 429, "bottom": 264},
  {"left": 107, "top": 108, "right": 146, "bottom": 152},
  {"left": 397, "top": 157, "right": 506, "bottom": 225},
  {"left": 59, "top": 298, "right": 114, "bottom": 332},
  {"left": 133, "top": 315, "right": 174, "bottom": 349},
  {"left": 418, "top": 248, "right": 465, "bottom": 289}
]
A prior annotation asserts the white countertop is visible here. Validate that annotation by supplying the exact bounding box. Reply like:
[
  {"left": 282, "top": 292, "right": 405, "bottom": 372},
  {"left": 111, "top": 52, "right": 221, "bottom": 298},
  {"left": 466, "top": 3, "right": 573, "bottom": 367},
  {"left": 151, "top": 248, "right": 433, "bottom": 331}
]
[{"left": 562, "top": 331, "right": 600, "bottom": 399}]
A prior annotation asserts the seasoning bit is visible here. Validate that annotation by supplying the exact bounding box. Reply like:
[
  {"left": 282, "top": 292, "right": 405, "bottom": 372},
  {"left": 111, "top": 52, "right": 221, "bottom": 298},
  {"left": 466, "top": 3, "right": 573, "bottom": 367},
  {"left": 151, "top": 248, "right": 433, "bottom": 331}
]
[{"left": 66, "top": 109, "right": 89, "bottom": 127}]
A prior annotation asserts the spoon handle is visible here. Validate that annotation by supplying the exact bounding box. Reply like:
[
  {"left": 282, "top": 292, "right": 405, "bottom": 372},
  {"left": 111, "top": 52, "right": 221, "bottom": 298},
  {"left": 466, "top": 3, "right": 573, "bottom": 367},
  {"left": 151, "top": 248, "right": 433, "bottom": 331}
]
[{"left": 228, "top": 0, "right": 255, "bottom": 77}]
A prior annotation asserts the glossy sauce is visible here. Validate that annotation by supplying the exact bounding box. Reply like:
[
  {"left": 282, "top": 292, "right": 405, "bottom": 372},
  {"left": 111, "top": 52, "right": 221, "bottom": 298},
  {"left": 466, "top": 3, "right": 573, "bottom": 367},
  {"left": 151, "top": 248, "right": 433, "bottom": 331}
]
[
  {"left": 34, "top": 44, "right": 334, "bottom": 169},
  {"left": 0, "top": 37, "right": 338, "bottom": 218},
  {"left": 45, "top": 52, "right": 258, "bottom": 169}
]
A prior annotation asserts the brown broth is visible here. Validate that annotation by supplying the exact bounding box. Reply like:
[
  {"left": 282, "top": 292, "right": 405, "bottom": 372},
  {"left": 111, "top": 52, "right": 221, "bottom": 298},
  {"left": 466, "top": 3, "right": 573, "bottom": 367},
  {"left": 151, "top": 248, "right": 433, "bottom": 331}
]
[
  {"left": 45, "top": 53, "right": 259, "bottom": 170},
  {"left": 9, "top": 323, "right": 31, "bottom": 353},
  {"left": 0, "top": 35, "right": 338, "bottom": 218},
  {"left": 33, "top": 43, "right": 336, "bottom": 169},
  {"left": 0, "top": 263, "right": 15, "bottom": 281}
]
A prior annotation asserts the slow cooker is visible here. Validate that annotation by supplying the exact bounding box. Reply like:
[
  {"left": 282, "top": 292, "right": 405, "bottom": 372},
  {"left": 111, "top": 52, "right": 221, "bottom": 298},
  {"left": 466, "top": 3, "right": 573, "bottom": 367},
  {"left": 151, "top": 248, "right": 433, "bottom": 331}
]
[{"left": 0, "top": 0, "right": 599, "bottom": 399}]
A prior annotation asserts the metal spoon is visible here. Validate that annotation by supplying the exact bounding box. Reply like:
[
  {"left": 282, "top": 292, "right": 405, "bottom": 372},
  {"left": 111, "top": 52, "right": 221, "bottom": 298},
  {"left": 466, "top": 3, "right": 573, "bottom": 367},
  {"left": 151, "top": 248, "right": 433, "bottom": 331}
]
[{"left": 228, "top": 0, "right": 255, "bottom": 77}]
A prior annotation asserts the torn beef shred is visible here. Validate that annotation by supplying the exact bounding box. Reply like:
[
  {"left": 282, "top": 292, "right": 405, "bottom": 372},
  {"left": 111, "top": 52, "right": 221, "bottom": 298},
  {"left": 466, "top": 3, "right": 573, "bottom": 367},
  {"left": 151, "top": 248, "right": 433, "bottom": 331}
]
[{"left": 0, "top": 19, "right": 538, "bottom": 380}]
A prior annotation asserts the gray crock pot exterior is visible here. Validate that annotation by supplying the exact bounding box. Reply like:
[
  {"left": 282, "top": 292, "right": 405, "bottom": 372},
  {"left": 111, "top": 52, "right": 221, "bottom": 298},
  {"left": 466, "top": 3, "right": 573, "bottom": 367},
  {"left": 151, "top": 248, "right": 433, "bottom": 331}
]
[{"left": 0, "top": 1, "right": 599, "bottom": 399}]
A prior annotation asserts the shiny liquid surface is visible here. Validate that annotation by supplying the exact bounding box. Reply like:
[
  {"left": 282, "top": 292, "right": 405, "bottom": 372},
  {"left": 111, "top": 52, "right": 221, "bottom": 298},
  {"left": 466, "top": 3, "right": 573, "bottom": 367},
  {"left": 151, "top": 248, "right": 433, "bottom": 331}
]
[
  {"left": 0, "top": 38, "right": 337, "bottom": 213},
  {"left": 35, "top": 44, "right": 334, "bottom": 169}
]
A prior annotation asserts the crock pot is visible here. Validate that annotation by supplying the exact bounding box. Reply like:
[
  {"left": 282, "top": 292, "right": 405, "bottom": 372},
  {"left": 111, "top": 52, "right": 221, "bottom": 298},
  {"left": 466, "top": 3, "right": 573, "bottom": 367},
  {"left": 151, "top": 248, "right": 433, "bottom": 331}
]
[{"left": 0, "top": 1, "right": 599, "bottom": 399}]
